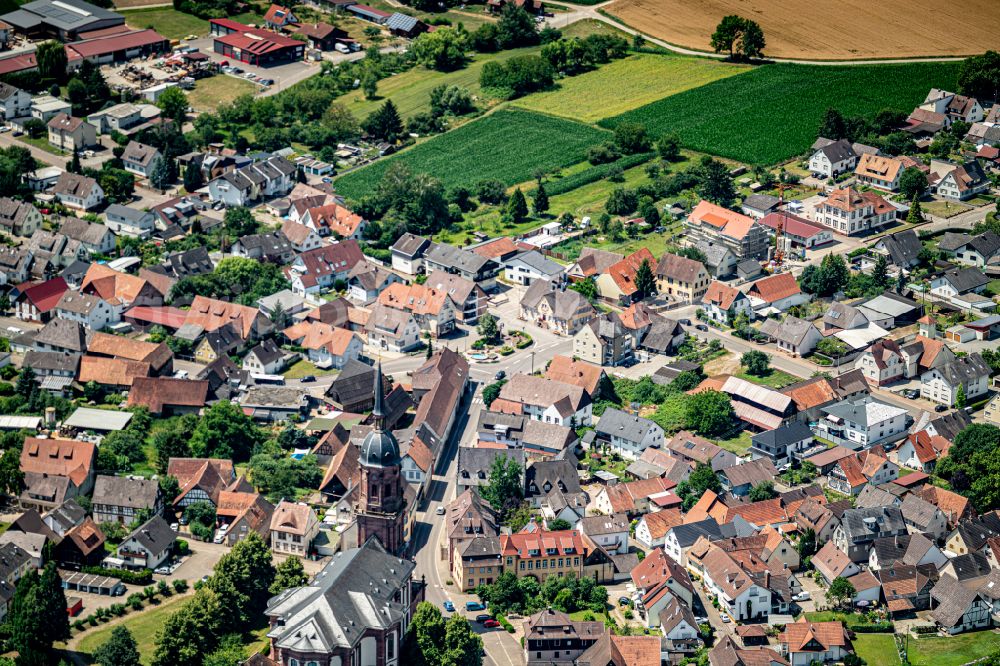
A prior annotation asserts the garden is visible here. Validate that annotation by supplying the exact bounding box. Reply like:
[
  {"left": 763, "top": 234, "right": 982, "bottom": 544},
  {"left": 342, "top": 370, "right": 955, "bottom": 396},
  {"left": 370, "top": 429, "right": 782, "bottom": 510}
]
[{"left": 468, "top": 313, "right": 533, "bottom": 360}]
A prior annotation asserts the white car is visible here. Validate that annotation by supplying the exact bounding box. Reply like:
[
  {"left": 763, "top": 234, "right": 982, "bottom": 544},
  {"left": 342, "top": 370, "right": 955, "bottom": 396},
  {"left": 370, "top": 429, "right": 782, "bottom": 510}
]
[
  {"left": 721, "top": 615, "right": 731, "bottom": 623},
  {"left": 435, "top": 506, "right": 445, "bottom": 515},
  {"left": 793, "top": 592, "right": 811, "bottom": 602}
]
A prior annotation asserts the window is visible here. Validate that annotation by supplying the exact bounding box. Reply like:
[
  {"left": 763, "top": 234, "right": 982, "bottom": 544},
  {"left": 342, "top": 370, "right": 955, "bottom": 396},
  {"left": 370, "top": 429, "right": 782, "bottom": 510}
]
[
  {"left": 387, "top": 634, "right": 395, "bottom": 659},
  {"left": 289, "top": 660, "right": 299, "bottom": 666}
]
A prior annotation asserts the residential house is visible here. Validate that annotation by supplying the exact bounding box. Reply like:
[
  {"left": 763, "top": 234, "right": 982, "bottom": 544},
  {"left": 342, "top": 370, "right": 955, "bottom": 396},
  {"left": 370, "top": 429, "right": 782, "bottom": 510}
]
[
  {"left": 663, "top": 519, "right": 725, "bottom": 567},
  {"left": 127, "top": 377, "right": 209, "bottom": 415},
  {"left": 808, "top": 138, "right": 857, "bottom": 178},
  {"left": 921, "top": 353, "right": 990, "bottom": 406},
  {"left": 576, "top": 634, "right": 662, "bottom": 666},
  {"left": 594, "top": 477, "right": 678, "bottom": 517},
  {"left": 544, "top": 355, "right": 606, "bottom": 398},
  {"left": 519, "top": 279, "right": 595, "bottom": 335},
  {"left": 930, "top": 267, "right": 990, "bottom": 299},
  {"left": 523, "top": 609, "right": 604, "bottom": 666},
  {"left": 746, "top": 273, "right": 808, "bottom": 312},
  {"left": 0, "top": 82, "right": 30, "bottom": 120},
  {"left": 828, "top": 448, "right": 898, "bottom": 496},
  {"left": 390, "top": 232, "right": 430, "bottom": 275},
  {"left": 685, "top": 200, "right": 770, "bottom": 261},
  {"left": 815, "top": 396, "right": 908, "bottom": 450},
  {"left": 55, "top": 517, "right": 106, "bottom": 568},
  {"left": 933, "top": 160, "right": 990, "bottom": 201},
  {"left": 921, "top": 89, "right": 984, "bottom": 123},
  {"left": 701, "top": 545, "right": 772, "bottom": 621},
  {"left": 573, "top": 312, "right": 633, "bottom": 367},
  {"left": 654, "top": 252, "right": 710, "bottom": 304},
  {"left": 833, "top": 506, "right": 908, "bottom": 562},
  {"left": 193, "top": 323, "right": 242, "bottom": 364},
  {"left": 231, "top": 232, "right": 295, "bottom": 264},
  {"left": 215, "top": 489, "right": 275, "bottom": 546},
  {"left": 594, "top": 408, "right": 664, "bottom": 460},
  {"left": 14, "top": 278, "right": 68, "bottom": 322},
  {"left": 270, "top": 500, "right": 319, "bottom": 557},
  {"left": 702, "top": 280, "right": 752, "bottom": 324},
  {"left": 365, "top": 303, "right": 421, "bottom": 353},
  {"left": 121, "top": 141, "right": 162, "bottom": 179},
  {"left": 377, "top": 282, "right": 457, "bottom": 338},
  {"left": 242, "top": 339, "right": 286, "bottom": 375},
  {"left": 447, "top": 490, "right": 501, "bottom": 590},
  {"left": 91, "top": 475, "right": 162, "bottom": 525},
  {"left": 812, "top": 541, "right": 860, "bottom": 584},
  {"left": 51, "top": 172, "right": 104, "bottom": 211},
  {"left": 104, "top": 204, "right": 155, "bottom": 239},
  {"left": 750, "top": 421, "right": 814, "bottom": 467},
  {"left": 47, "top": 114, "right": 96, "bottom": 152},
  {"left": 854, "top": 153, "right": 903, "bottom": 191},
  {"left": 262, "top": 538, "right": 419, "bottom": 666},
  {"left": 778, "top": 620, "right": 852, "bottom": 666},
  {"left": 742, "top": 193, "right": 782, "bottom": 220},
  {"left": 279, "top": 219, "right": 322, "bottom": 253},
  {"left": 693, "top": 241, "right": 738, "bottom": 278},
  {"left": 631, "top": 546, "right": 695, "bottom": 618},
  {"left": 872, "top": 229, "right": 923, "bottom": 269},
  {"left": 868, "top": 533, "right": 946, "bottom": 571},
  {"left": 423, "top": 241, "right": 500, "bottom": 291},
  {"left": 0, "top": 197, "right": 41, "bottom": 238},
  {"left": 497, "top": 374, "right": 592, "bottom": 427},
  {"left": 718, "top": 458, "right": 779, "bottom": 496},
  {"left": 60, "top": 217, "right": 115, "bottom": 256},
  {"left": 567, "top": 247, "right": 623, "bottom": 282},
  {"left": 288, "top": 241, "right": 366, "bottom": 294},
  {"left": 759, "top": 316, "right": 822, "bottom": 356},
  {"left": 115, "top": 516, "right": 174, "bottom": 571},
  {"left": 476, "top": 411, "right": 577, "bottom": 458},
  {"left": 282, "top": 320, "right": 361, "bottom": 369},
  {"left": 300, "top": 202, "right": 365, "bottom": 239},
  {"left": 500, "top": 529, "right": 587, "bottom": 583},
  {"left": 897, "top": 430, "right": 953, "bottom": 473},
  {"left": 930, "top": 575, "right": 992, "bottom": 634},
  {"left": 595, "top": 248, "right": 657, "bottom": 304},
  {"left": 942, "top": 231, "right": 1000, "bottom": 268},
  {"left": 19, "top": 438, "right": 96, "bottom": 510},
  {"left": 504, "top": 250, "right": 564, "bottom": 286},
  {"left": 900, "top": 494, "right": 948, "bottom": 541},
  {"left": 32, "top": 317, "right": 89, "bottom": 355},
  {"left": 759, "top": 212, "right": 833, "bottom": 254},
  {"left": 666, "top": 431, "right": 740, "bottom": 471},
  {"left": 578, "top": 513, "right": 630, "bottom": 556},
  {"left": 815, "top": 186, "right": 897, "bottom": 235},
  {"left": 456, "top": 448, "right": 525, "bottom": 494},
  {"left": 423, "top": 270, "right": 487, "bottom": 323},
  {"left": 206, "top": 156, "right": 296, "bottom": 206},
  {"left": 633, "top": 510, "right": 683, "bottom": 551},
  {"left": 183, "top": 295, "right": 273, "bottom": 343}
]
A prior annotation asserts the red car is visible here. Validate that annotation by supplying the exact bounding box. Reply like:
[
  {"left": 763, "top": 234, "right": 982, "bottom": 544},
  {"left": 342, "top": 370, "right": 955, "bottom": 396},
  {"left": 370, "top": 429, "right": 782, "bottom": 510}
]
[{"left": 483, "top": 619, "right": 501, "bottom": 629}]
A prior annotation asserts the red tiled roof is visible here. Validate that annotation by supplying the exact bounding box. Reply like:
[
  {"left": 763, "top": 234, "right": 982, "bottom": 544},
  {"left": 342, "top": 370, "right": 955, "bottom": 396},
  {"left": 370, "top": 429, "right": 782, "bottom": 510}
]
[
  {"left": 123, "top": 305, "right": 188, "bottom": 329},
  {"left": 19, "top": 278, "right": 68, "bottom": 312},
  {"left": 21, "top": 438, "right": 95, "bottom": 487},
  {"left": 501, "top": 529, "right": 585, "bottom": 558},
  {"left": 607, "top": 248, "right": 656, "bottom": 296},
  {"left": 66, "top": 29, "right": 167, "bottom": 60},
  {"left": 759, "top": 211, "right": 828, "bottom": 239},
  {"left": 127, "top": 377, "right": 209, "bottom": 413},
  {"left": 747, "top": 272, "right": 800, "bottom": 304}
]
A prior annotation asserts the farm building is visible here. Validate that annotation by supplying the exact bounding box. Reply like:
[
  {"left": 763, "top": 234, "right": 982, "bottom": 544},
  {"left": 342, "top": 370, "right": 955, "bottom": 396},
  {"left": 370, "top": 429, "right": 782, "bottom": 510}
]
[
  {"left": 346, "top": 4, "right": 390, "bottom": 24},
  {"left": 210, "top": 18, "right": 305, "bottom": 67},
  {"left": 65, "top": 29, "right": 170, "bottom": 67},
  {"left": 1, "top": 0, "right": 124, "bottom": 41}
]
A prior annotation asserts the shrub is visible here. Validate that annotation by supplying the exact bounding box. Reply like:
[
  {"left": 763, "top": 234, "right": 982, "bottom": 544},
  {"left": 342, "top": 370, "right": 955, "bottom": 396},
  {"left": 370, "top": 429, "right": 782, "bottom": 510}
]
[
  {"left": 499, "top": 346, "right": 514, "bottom": 356},
  {"left": 852, "top": 623, "right": 893, "bottom": 633},
  {"left": 175, "top": 539, "right": 190, "bottom": 556},
  {"left": 623, "top": 609, "right": 634, "bottom": 619},
  {"left": 83, "top": 566, "right": 152, "bottom": 585},
  {"left": 172, "top": 579, "right": 188, "bottom": 594},
  {"left": 73, "top": 619, "right": 86, "bottom": 631}
]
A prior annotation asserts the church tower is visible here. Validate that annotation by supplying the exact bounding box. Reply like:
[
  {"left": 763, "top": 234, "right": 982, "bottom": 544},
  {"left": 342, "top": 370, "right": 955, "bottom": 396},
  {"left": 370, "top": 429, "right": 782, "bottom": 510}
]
[{"left": 355, "top": 361, "right": 406, "bottom": 554}]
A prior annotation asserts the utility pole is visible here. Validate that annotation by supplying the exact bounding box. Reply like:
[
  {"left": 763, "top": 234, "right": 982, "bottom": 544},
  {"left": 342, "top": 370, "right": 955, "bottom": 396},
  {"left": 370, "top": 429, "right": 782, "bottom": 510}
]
[{"left": 530, "top": 350, "right": 535, "bottom": 375}]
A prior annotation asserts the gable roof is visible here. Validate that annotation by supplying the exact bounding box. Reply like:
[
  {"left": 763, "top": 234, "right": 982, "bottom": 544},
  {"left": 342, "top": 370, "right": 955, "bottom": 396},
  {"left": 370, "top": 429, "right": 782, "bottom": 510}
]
[
  {"left": 127, "top": 377, "right": 208, "bottom": 413},
  {"left": 544, "top": 355, "right": 604, "bottom": 395},
  {"left": 184, "top": 296, "right": 262, "bottom": 340},
  {"left": 747, "top": 272, "right": 800, "bottom": 303},
  {"left": 20, "top": 438, "right": 95, "bottom": 487}
]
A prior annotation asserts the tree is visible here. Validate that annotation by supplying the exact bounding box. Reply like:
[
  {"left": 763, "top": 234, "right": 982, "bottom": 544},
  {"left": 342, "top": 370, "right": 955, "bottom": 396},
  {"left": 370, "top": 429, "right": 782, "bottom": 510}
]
[
  {"left": 412, "top": 27, "right": 468, "bottom": 71},
  {"left": 504, "top": 188, "right": 528, "bottom": 223},
  {"left": 482, "top": 379, "right": 506, "bottom": 409},
  {"left": 151, "top": 588, "right": 223, "bottom": 666},
  {"left": 36, "top": 40, "right": 67, "bottom": 83},
  {"left": 710, "top": 15, "right": 744, "bottom": 58},
  {"left": 958, "top": 50, "right": 1000, "bottom": 101},
  {"left": 657, "top": 133, "right": 681, "bottom": 161},
  {"left": 907, "top": 197, "right": 924, "bottom": 225},
  {"left": 872, "top": 254, "right": 890, "bottom": 290},
  {"left": 818, "top": 108, "right": 847, "bottom": 141},
  {"left": 15, "top": 366, "right": 36, "bottom": 398},
  {"left": 693, "top": 156, "right": 736, "bottom": 207},
  {"left": 955, "top": 384, "right": 966, "bottom": 409},
  {"left": 613, "top": 123, "right": 651, "bottom": 154},
  {"left": 532, "top": 182, "right": 549, "bottom": 215},
  {"left": 797, "top": 527, "right": 817, "bottom": 558},
  {"left": 270, "top": 556, "right": 308, "bottom": 595},
  {"left": 478, "top": 312, "right": 500, "bottom": 341},
  {"left": 362, "top": 100, "right": 404, "bottom": 143},
  {"left": 748, "top": 481, "right": 777, "bottom": 501},
  {"left": 93, "top": 626, "right": 141, "bottom": 666},
  {"left": 402, "top": 602, "right": 448, "bottom": 666},
  {"left": 899, "top": 167, "right": 928, "bottom": 200},
  {"left": 149, "top": 155, "right": 177, "bottom": 190},
  {"left": 496, "top": 3, "right": 539, "bottom": 49},
  {"left": 480, "top": 454, "right": 523, "bottom": 522},
  {"left": 605, "top": 187, "right": 638, "bottom": 216},
  {"left": 569, "top": 276, "right": 597, "bottom": 302},
  {"left": 634, "top": 258, "right": 656, "bottom": 300},
  {"left": 684, "top": 389, "right": 734, "bottom": 438},
  {"left": 677, "top": 462, "right": 721, "bottom": 510},
  {"left": 738, "top": 18, "right": 765, "bottom": 59},
  {"left": 248, "top": 452, "right": 322, "bottom": 501},
  {"left": 0, "top": 447, "right": 23, "bottom": 496},
  {"left": 816, "top": 337, "right": 848, "bottom": 359},
  {"left": 442, "top": 614, "right": 484, "bottom": 666},
  {"left": 547, "top": 518, "right": 572, "bottom": 531},
  {"left": 741, "top": 350, "right": 770, "bottom": 377},
  {"left": 207, "top": 532, "right": 275, "bottom": 632},
  {"left": 190, "top": 400, "right": 268, "bottom": 462},
  {"left": 157, "top": 86, "right": 189, "bottom": 123},
  {"left": 827, "top": 577, "right": 856, "bottom": 610},
  {"left": 37, "top": 563, "right": 69, "bottom": 642},
  {"left": 8, "top": 570, "right": 47, "bottom": 665}
]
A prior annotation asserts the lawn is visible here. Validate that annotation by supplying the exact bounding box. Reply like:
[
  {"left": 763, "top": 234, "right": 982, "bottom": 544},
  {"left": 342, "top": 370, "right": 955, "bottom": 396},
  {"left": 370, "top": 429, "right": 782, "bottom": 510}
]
[
  {"left": 907, "top": 630, "right": 1000, "bottom": 666},
  {"left": 922, "top": 199, "right": 973, "bottom": 219},
  {"left": 985, "top": 278, "right": 1000, "bottom": 297},
  {"left": 121, "top": 7, "right": 208, "bottom": 39},
  {"left": 514, "top": 53, "right": 748, "bottom": 122},
  {"left": 76, "top": 594, "right": 191, "bottom": 665},
  {"left": 803, "top": 611, "right": 871, "bottom": 628},
  {"left": 19, "top": 135, "right": 65, "bottom": 156},
  {"left": 334, "top": 109, "right": 610, "bottom": 198},
  {"left": 186, "top": 76, "right": 258, "bottom": 113},
  {"left": 736, "top": 369, "right": 800, "bottom": 389},
  {"left": 601, "top": 61, "right": 961, "bottom": 165},
  {"left": 713, "top": 430, "right": 752, "bottom": 456},
  {"left": 853, "top": 634, "right": 900, "bottom": 666},
  {"left": 338, "top": 47, "right": 540, "bottom": 121},
  {"left": 284, "top": 359, "right": 339, "bottom": 379}
]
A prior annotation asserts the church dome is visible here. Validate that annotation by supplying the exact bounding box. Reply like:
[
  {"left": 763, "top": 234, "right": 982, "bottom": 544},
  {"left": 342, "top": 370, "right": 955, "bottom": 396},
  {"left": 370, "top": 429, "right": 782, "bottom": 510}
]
[{"left": 360, "top": 428, "right": 400, "bottom": 467}]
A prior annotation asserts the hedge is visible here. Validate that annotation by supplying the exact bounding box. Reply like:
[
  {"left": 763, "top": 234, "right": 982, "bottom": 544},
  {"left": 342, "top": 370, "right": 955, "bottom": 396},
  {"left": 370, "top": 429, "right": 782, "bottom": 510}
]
[
  {"left": 852, "top": 623, "right": 894, "bottom": 633},
  {"left": 532, "top": 151, "right": 655, "bottom": 198},
  {"left": 83, "top": 566, "right": 153, "bottom": 585}
]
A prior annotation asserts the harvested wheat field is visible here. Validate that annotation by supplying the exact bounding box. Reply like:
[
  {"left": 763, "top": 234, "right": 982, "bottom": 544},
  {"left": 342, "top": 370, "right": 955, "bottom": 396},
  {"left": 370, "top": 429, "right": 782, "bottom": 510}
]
[{"left": 605, "top": 0, "right": 1000, "bottom": 60}]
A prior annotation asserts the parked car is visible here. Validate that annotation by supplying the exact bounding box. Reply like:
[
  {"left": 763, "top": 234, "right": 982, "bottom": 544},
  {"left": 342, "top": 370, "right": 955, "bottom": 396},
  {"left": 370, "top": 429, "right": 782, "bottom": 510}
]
[
  {"left": 792, "top": 592, "right": 810, "bottom": 602},
  {"left": 435, "top": 506, "right": 445, "bottom": 515},
  {"left": 904, "top": 389, "right": 919, "bottom": 399},
  {"left": 443, "top": 600, "right": 455, "bottom": 612},
  {"left": 466, "top": 601, "right": 485, "bottom": 612},
  {"left": 299, "top": 375, "right": 316, "bottom": 383},
  {"left": 679, "top": 318, "right": 692, "bottom": 325},
  {"left": 475, "top": 614, "right": 491, "bottom": 623},
  {"left": 170, "top": 523, "right": 179, "bottom": 532},
  {"left": 494, "top": 370, "right": 506, "bottom": 381},
  {"left": 935, "top": 404, "right": 948, "bottom": 412},
  {"left": 721, "top": 615, "right": 731, "bottom": 623},
  {"left": 483, "top": 619, "right": 501, "bottom": 629},
  {"left": 154, "top": 565, "right": 171, "bottom": 574},
  {"left": 618, "top": 596, "right": 630, "bottom": 606},
  {"left": 696, "top": 324, "right": 708, "bottom": 331}
]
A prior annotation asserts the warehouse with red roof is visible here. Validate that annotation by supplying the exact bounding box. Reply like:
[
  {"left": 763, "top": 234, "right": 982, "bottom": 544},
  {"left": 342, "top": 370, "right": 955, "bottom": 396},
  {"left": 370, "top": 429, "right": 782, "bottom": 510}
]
[{"left": 210, "top": 18, "right": 304, "bottom": 66}]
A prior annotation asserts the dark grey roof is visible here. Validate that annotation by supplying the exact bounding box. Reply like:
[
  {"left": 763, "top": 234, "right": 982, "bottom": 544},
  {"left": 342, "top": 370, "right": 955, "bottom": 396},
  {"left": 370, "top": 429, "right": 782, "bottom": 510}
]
[
  {"left": 949, "top": 552, "right": 992, "bottom": 582},
  {"left": 0, "top": 542, "right": 30, "bottom": 582},
  {"left": 750, "top": 421, "right": 813, "bottom": 449},
  {"left": 1, "top": 0, "right": 123, "bottom": 31},
  {"left": 839, "top": 506, "right": 906, "bottom": 541},
  {"left": 204, "top": 322, "right": 241, "bottom": 352},
  {"left": 33, "top": 317, "right": 90, "bottom": 353},
  {"left": 651, "top": 360, "right": 701, "bottom": 386},
  {"left": 165, "top": 247, "right": 213, "bottom": 278},
  {"left": 669, "top": 518, "right": 723, "bottom": 548},
  {"left": 390, "top": 232, "right": 429, "bottom": 258},
  {"left": 938, "top": 232, "right": 973, "bottom": 252},
  {"left": 900, "top": 494, "right": 942, "bottom": 530},
  {"left": 23, "top": 350, "right": 79, "bottom": 374},
  {"left": 265, "top": 538, "right": 415, "bottom": 652},
  {"left": 125, "top": 515, "right": 175, "bottom": 555},
  {"left": 105, "top": 204, "right": 152, "bottom": 224},
  {"left": 878, "top": 230, "right": 922, "bottom": 267},
  {"left": 509, "top": 249, "right": 563, "bottom": 277},
  {"left": 525, "top": 459, "right": 582, "bottom": 499},
  {"left": 578, "top": 513, "right": 629, "bottom": 537},
  {"left": 930, "top": 574, "right": 983, "bottom": 628},
  {"left": 459, "top": 535, "right": 501, "bottom": 558},
  {"left": 742, "top": 193, "right": 781, "bottom": 213},
  {"left": 871, "top": 534, "right": 911, "bottom": 566},
  {"left": 424, "top": 241, "right": 496, "bottom": 275},
  {"left": 928, "top": 410, "right": 971, "bottom": 442},
  {"left": 93, "top": 475, "right": 160, "bottom": 511},
  {"left": 941, "top": 266, "right": 990, "bottom": 293},
  {"left": 248, "top": 339, "right": 284, "bottom": 366},
  {"left": 45, "top": 499, "right": 86, "bottom": 533},
  {"left": 596, "top": 407, "right": 660, "bottom": 444},
  {"left": 968, "top": 231, "right": 1000, "bottom": 259},
  {"left": 457, "top": 447, "right": 525, "bottom": 487},
  {"left": 930, "top": 353, "right": 990, "bottom": 385},
  {"left": 640, "top": 317, "right": 683, "bottom": 353},
  {"left": 952, "top": 513, "right": 1000, "bottom": 552},
  {"left": 326, "top": 359, "right": 377, "bottom": 405},
  {"left": 816, "top": 138, "right": 856, "bottom": 164}
]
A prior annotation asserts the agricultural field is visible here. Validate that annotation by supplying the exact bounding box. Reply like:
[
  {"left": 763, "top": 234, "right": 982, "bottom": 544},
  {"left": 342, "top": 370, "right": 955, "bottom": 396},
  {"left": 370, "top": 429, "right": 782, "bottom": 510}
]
[
  {"left": 513, "top": 53, "right": 748, "bottom": 122},
  {"left": 338, "top": 47, "right": 540, "bottom": 121},
  {"left": 334, "top": 109, "right": 610, "bottom": 199},
  {"left": 603, "top": 0, "right": 1000, "bottom": 59},
  {"left": 121, "top": 7, "right": 208, "bottom": 39},
  {"left": 601, "top": 61, "right": 960, "bottom": 164}
]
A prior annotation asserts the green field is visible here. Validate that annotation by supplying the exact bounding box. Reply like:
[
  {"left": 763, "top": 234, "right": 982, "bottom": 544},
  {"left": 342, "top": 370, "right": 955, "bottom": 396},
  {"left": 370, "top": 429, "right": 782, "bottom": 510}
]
[
  {"left": 907, "top": 631, "right": 1000, "bottom": 666},
  {"left": 339, "top": 47, "right": 539, "bottom": 121},
  {"left": 75, "top": 595, "right": 191, "bottom": 665},
  {"left": 122, "top": 7, "right": 208, "bottom": 39},
  {"left": 601, "top": 62, "right": 961, "bottom": 164},
  {"left": 514, "top": 53, "right": 748, "bottom": 122},
  {"left": 334, "top": 109, "right": 610, "bottom": 198},
  {"left": 187, "top": 76, "right": 258, "bottom": 113},
  {"left": 854, "top": 634, "right": 901, "bottom": 666}
]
